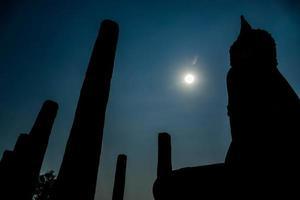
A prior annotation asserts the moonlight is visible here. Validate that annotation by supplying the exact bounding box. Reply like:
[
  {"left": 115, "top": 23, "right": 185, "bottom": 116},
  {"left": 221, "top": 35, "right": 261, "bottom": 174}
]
[{"left": 184, "top": 73, "right": 195, "bottom": 85}]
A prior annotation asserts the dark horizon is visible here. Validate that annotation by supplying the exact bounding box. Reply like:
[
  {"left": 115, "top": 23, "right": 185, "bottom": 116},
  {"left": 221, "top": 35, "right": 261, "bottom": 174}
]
[{"left": 1, "top": 1, "right": 300, "bottom": 199}]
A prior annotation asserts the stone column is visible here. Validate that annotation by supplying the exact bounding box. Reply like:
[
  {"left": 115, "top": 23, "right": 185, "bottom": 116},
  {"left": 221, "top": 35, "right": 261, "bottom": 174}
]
[
  {"left": 157, "top": 133, "right": 172, "bottom": 178},
  {"left": 54, "top": 20, "right": 119, "bottom": 200},
  {"left": 112, "top": 154, "right": 127, "bottom": 200},
  {"left": 0, "top": 100, "right": 58, "bottom": 200}
]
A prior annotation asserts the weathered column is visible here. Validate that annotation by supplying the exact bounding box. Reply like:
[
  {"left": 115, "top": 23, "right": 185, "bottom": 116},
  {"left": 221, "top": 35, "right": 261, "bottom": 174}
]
[
  {"left": 112, "top": 154, "right": 127, "bottom": 200},
  {"left": 21, "top": 100, "right": 58, "bottom": 200},
  {"left": 14, "top": 133, "right": 30, "bottom": 153},
  {"left": 0, "top": 150, "right": 16, "bottom": 200},
  {"left": 0, "top": 100, "right": 58, "bottom": 200},
  {"left": 0, "top": 150, "right": 15, "bottom": 176},
  {"left": 54, "top": 20, "right": 119, "bottom": 200},
  {"left": 157, "top": 133, "right": 172, "bottom": 177}
]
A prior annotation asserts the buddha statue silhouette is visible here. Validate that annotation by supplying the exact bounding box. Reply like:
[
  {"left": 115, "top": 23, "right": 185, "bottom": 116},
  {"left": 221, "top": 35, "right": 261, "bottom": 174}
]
[
  {"left": 153, "top": 16, "right": 300, "bottom": 199},
  {"left": 226, "top": 16, "right": 300, "bottom": 169}
]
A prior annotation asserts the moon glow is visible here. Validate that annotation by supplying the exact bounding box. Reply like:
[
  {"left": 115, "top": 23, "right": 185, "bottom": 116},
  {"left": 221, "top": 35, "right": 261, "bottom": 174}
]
[{"left": 184, "top": 74, "right": 195, "bottom": 84}]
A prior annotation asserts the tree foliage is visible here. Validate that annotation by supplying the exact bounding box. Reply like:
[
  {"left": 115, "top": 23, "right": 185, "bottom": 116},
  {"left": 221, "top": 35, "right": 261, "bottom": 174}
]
[{"left": 32, "top": 170, "right": 56, "bottom": 200}]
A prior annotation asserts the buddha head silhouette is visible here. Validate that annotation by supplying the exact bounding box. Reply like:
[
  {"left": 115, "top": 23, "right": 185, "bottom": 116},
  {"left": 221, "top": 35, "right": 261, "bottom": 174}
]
[{"left": 230, "top": 16, "right": 277, "bottom": 69}]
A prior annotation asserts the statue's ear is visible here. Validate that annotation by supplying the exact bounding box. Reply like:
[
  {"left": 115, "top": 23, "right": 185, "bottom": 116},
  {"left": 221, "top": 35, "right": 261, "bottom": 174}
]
[{"left": 239, "top": 15, "right": 252, "bottom": 38}]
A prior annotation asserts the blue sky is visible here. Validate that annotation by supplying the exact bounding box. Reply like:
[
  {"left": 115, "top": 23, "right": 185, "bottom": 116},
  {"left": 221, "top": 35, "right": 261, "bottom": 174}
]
[{"left": 0, "top": 0, "right": 299, "bottom": 199}]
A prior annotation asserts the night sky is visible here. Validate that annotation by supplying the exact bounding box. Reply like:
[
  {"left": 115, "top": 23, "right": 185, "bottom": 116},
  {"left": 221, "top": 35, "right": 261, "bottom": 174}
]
[{"left": 0, "top": 0, "right": 299, "bottom": 199}]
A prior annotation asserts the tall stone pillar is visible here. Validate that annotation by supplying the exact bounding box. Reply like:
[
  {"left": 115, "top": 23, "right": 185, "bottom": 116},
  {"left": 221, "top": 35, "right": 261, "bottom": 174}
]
[
  {"left": 0, "top": 100, "right": 58, "bottom": 200},
  {"left": 54, "top": 20, "right": 119, "bottom": 200},
  {"left": 112, "top": 154, "right": 127, "bottom": 200},
  {"left": 157, "top": 133, "right": 172, "bottom": 177},
  {"left": 22, "top": 100, "right": 58, "bottom": 200},
  {"left": 0, "top": 150, "right": 16, "bottom": 197}
]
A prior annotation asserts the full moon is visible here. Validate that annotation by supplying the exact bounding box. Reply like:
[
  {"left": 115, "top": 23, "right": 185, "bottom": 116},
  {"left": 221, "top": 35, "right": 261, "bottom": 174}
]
[{"left": 184, "top": 74, "right": 195, "bottom": 84}]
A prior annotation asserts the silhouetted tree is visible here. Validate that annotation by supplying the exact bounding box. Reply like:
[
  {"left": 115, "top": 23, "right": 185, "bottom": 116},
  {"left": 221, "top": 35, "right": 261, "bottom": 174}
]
[{"left": 32, "top": 171, "right": 56, "bottom": 200}]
